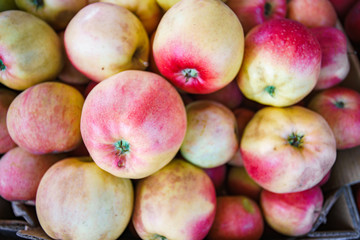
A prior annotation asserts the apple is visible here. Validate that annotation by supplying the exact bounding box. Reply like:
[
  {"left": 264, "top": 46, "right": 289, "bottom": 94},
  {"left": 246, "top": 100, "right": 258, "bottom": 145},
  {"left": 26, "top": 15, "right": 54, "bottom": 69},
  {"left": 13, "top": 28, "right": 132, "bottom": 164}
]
[
  {"left": 329, "top": 0, "right": 358, "bottom": 20},
  {"left": 180, "top": 100, "right": 239, "bottom": 168},
  {"left": 153, "top": 0, "right": 244, "bottom": 94},
  {"left": 345, "top": 0, "right": 360, "bottom": 44},
  {"left": 65, "top": 2, "right": 149, "bottom": 83},
  {"left": 226, "top": 166, "right": 262, "bottom": 201},
  {"left": 203, "top": 164, "right": 227, "bottom": 192},
  {"left": 308, "top": 87, "right": 360, "bottom": 150},
  {"left": 226, "top": 0, "right": 287, "bottom": 34},
  {"left": 241, "top": 106, "right": 336, "bottom": 193},
  {"left": 0, "top": 147, "right": 63, "bottom": 202},
  {"left": 36, "top": 157, "right": 134, "bottom": 240},
  {"left": 0, "top": 88, "right": 17, "bottom": 154},
  {"left": 81, "top": 70, "right": 187, "bottom": 179},
  {"left": 100, "top": 0, "right": 162, "bottom": 35},
  {"left": 207, "top": 195, "right": 264, "bottom": 240},
  {"left": 287, "top": 0, "right": 337, "bottom": 28},
  {"left": 261, "top": 186, "right": 323, "bottom": 236},
  {"left": 0, "top": 10, "right": 64, "bottom": 91},
  {"left": 15, "top": 0, "right": 87, "bottom": 30},
  {"left": 6, "top": 82, "right": 84, "bottom": 154},
  {"left": 132, "top": 159, "right": 216, "bottom": 240},
  {"left": 237, "top": 18, "right": 322, "bottom": 107},
  {"left": 310, "top": 27, "right": 350, "bottom": 90},
  {"left": 0, "top": 0, "right": 17, "bottom": 11}
]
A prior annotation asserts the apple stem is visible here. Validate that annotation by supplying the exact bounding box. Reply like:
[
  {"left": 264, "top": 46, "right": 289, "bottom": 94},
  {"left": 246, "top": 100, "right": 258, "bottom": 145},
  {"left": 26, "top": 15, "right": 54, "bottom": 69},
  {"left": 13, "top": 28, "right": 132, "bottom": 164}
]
[
  {"left": 31, "top": 0, "right": 44, "bottom": 9},
  {"left": 182, "top": 68, "right": 198, "bottom": 83},
  {"left": 114, "top": 140, "right": 130, "bottom": 167},
  {"left": 0, "top": 59, "right": 6, "bottom": 71},
  {"left": 264, "top": 85, "right": 275, "bottom": 97},
  {"left": 287, "top": 132, "right": 304, "bottom": 148},
  {"left": 335, "top": 100, "right": 345, "bottom": 108},
  {"left": 264, "top": 2, "right": 272, "bottom": 17}
]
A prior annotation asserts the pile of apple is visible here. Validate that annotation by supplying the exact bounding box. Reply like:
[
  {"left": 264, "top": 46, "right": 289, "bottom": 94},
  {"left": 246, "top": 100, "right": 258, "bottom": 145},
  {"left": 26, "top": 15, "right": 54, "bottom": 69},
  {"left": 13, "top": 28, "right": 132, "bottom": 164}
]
[{"left": 0, "top": 0, "right": 360, "bottom": 239}]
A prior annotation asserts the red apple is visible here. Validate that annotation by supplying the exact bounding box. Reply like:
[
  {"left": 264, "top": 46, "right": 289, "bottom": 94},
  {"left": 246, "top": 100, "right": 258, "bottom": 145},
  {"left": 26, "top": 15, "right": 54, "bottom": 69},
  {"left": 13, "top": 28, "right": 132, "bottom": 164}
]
[
  {"left": 287, "top": 0, "right": 337, "bottom": 28},
  {"left": 241, "top": 106, "right": 336, "bottom": 193},
  {"left": 81, "top": 70, "right": 187, "bottom": 179},
  {"left": 237, "top": 18, "right": 322, "bottom": 107},
  {"left": 0, "top": 147, "right": 63, "bottom": 202},
  {"left": 261, "top": 186, "right": 324, "bottom": 236},
  {"left": 132, "top": 159, "right": 216, "bottom": 240},
  {"left": 329, "top": 0, "right": 358, "bottom": 19},
  {"left": 0, "top": 88, "right": 17, "bottom": 154},
  {"left": 310, "top": 27, "right": 350, "bottom": 90},
  {"left": 226, "top": 166, "right": 262, "bottom": 201},
  {"left": 203, "top": 164, "right": 227, "bottom": 192},
  {"left": 6, "top": 82, "right": 84, "bottom": 154},
  {"left": 308, "top": 87, "right": 360, "bottom": 149},
  {"left": 345, "top": 0, "right": 360, "bottom": 44},
  {"left": 226, "top": 0, "right": 287, "bottom": 34},
  {"left": 153, "top": 0, "right": 245, "bottom": 94}
]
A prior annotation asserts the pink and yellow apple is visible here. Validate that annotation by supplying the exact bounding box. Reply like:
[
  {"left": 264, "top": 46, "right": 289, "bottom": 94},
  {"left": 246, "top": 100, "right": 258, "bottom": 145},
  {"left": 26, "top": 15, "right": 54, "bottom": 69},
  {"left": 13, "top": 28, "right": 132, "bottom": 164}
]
[
  {"left": 132, "top": 159, "right": 216, "bottom": 240},
  {"left": 81, "top": 70, "right": 187, "bottom": 179},
  {"left": 0, "top": 88, "right": 17, "bottom": 154},
  {"left": 241, "top": 106, "right": 336, "bottom": 193},
  {"left": 237, "top": 18, "right": 322, "bottom": 107},
  {"left": 153, "top": 0, "right": 244, "bottom": 94}
]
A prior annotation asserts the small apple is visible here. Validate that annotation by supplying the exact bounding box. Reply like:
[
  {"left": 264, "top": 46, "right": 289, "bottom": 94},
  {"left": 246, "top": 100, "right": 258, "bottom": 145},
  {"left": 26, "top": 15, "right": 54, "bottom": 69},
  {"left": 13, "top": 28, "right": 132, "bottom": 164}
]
[
  {"left": 237, "top": 18, "right": 322, "bottom": 107},
  {"left": 132, "top": 159, "right": 216, "bottom": 240},
  {"left": 65, "top": 2, "right": 149, "bottom": 83},
  {"left": 0, "top": 88, "right": 17, "bottom": 154},
  {"left": 308, "top": 87, "right": 360, "bottom": 150},
  {"left": 0, "top": 0, "right": 17, "bottom": 11},
  {"left": 180, "top": 100, "right": 239, "bottom": 168},
  {"left": 203, "top": 164, "right": 227, "bottom": 192},
  {"left": 226, "top": 0, "right": 287, "bottom": 34},
  {"left": 287, "top": 0, "right": 337, "bottom": 28},
  {"left": 310, "top": 27, "right": 350, "bottom": 90},
  {"left": 241, "top": 106, "right": 336, "bottom": 193},
  {"left": 153, "top": 0, "right": 244, "bottom": 94},
  {"left": 345, "top": 0, "right": 360, "bottom": 44},
  {"left": 7, "top": 82, "right": 84, "bottom": 154},
  {"left": 207, "top": 195, "right": 264, "bottom": 240},
  {"left": 36, "top": 157, "right": 134, "bottom": 240},
  {"left": 261, "top": 186, "right": 324, "bottom": 236}
]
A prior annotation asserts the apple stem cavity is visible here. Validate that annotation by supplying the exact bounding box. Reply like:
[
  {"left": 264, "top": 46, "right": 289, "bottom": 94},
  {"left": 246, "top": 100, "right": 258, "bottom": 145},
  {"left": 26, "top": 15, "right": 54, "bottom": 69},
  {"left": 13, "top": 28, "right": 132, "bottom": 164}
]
[
  {"left": 335, "top": 100, "right": 345, "bottom": 108},
  {"left": 182, "top": 68, "right": 198, "bottom": 83},
  {"left": 265, "top": 85, "right": 276, "bottom": 97},
  {"left": 0, "top": 59, "right": 6, "bottom": 71},
  {"left": 264, "top": 2, "right": 273, "bottom": 17},
  {"left": 31, "top": 0, "right": 44, "bottom": 9},
  {"left": 287, "top": 132, "right": 304, "bottom": 148},
  {"left": 114, "top": 140, "right": 130, "bottom": 167}
]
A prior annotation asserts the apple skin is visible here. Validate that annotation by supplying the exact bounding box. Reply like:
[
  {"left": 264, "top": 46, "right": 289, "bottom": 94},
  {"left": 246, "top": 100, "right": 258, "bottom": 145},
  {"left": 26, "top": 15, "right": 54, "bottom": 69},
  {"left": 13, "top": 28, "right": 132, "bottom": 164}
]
[
  {"left": 0, "top": 0, "right": 17, "bottom": 11},
  {"left": 6, "top": 82, "right": 84, "bottom": 155},
  {"left": 180, "top": 100, "right": 239, "bottom": 168},
  {"left": 226, "top": 166, "right": 262, "bottom": 201},
  {"left": 132, "top": 159, "right": 216, "bottom": 240},
  {"left": 0, "top": 147, "right": 64, "bottom": 202},
  {"left": 207, "top": 195, "right": 264, "bottom": 240},
  {"left": 65, "top": 2, "right": 149, "bottom": 83},
  {"left": 100, "top": 0, "right": 162, "bottom": 35},
  {"left": 36, "top": 157, "right": 134, "bottom": 240},
  {"left": 241, "top": 106, "right": 336, "bottom": 193},
  {"left": 15, "top": 0, "right": 87, "bottom": 30},
  {"left": 81, "top": 70, "right": 187, "bottom": 179},
  {"left": 0, "top": 88, "right": 17, "bottom": 154},
  {"left": 329, "top": 0, "right": 358, "bottom": 19},
  {"left": 153, "top": 0, "right": 244, "bottom": 94},
  {"left": 308, "top": 87, "right": 360, "bottom": 150},
  {"left": 345, "top": 0, "right": 360, "bottom": 44},
  {"left": 310, "top": 27, "right": 350, "bottom": 90},
  {"left": 287, "top": 0, "right": 337, "bottom": 28},
  {"left": 261, "top": 186, "right": 324, "bottom": 237},
  {"left": 0, "top": 10, "right": 64, "bottom": 91},
  {"left": 203, "top": 164, "right": 227, "bottom": 192},
  {"left": 226, "top": 0, "right": 287, "bottom": 34},
  {"left": 237, "top": 18, "right": 322, "bottom": 107}
]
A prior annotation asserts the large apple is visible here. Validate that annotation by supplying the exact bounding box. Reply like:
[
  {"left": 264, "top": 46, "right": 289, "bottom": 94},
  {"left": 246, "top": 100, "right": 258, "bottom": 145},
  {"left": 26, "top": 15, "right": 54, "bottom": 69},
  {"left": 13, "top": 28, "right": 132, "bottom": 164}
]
[
  {"left": 15, "top": 0, "right": 87, "bottom": 30},
  {"left": 0, "top": 147, "right": 63, "bottom": 202},
  {"left": 153, "top": 0, "right": 244, "bottom": 94},
  {"left": 36, "top": 157, "right": 134, "bottom": 240},
  {"left": 0, "top": 88, "right": 17, "bottom": 154},
  {"left": 308, "top": 87, "right": 360, "bottom": 150},
  {"left": 132, "top": 159, "right": 216, "bottom": 240},
  {"left": 226, "top": 0, "right": 287, "bottom": 34},
  {"left": 310, "top": 27, "right": 350, "bottom": 90},
  {"left": 81, "top": 70, "right": 187, "bottom": 179},
  {"left": 261, "top": 186, "right": 324, "bottom": 236},
  {"left": 65, "top": 2, "right": 149, "bottom": 83},
  {"left": 180, "top": 100, "right": 239, "bottom": 168},
  {"left": 241, "top": 106, "right": 336, "bottom": 193},
  {"left": 207, "top": 196, "right": 264, "bottom": 240},
  {"left": 345, "top": 0, "right": 360, "bottom": 44},
  {"left": 7, "top": 82, "right": 84, "bottom": 154},
  {"left": 287, "top": 0, "right": 337, "bottom": 28},
  {"left": 0, "top": 10, "right": 63, "bottom": 91},
  {"left": 100, "top": 0, "right": 162, "bottom": 35},
  {"left": 237, "top": 18, "right": 322, "bottom": 107}
]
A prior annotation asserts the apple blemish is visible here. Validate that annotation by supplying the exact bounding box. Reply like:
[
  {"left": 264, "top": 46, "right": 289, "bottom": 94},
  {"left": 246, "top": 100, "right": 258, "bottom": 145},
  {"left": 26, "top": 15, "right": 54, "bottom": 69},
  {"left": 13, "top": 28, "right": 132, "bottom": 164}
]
[{"left": 114, "top": 139, "right": 130, "bottom": 167}]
